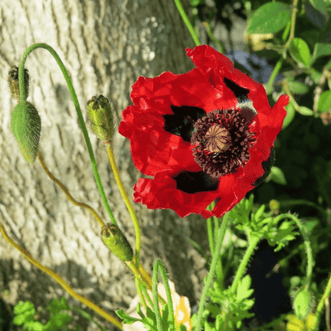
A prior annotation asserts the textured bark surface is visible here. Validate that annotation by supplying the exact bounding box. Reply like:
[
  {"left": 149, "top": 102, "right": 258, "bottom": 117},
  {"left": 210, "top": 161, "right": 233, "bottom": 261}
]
[{"left": 0, "top": 1, "right": 210, "bottom": 330}]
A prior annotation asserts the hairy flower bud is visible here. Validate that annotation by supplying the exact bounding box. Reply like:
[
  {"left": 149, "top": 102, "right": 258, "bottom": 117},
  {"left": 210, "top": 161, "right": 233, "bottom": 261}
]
[
  {"left": 87, "top": 95, "right": 117, "bottom": 142},
  {"left": 8, "top": 65, "right": 29, "bottom": 102},
  {"left": 101, "top": 224, "right": 133, "bottom": 261},
  {"left": 11, "top": 102, "right": 41, "bottom": 163},
  {"left": 293, "top": 288, "right": 314, "bottom": 319}
]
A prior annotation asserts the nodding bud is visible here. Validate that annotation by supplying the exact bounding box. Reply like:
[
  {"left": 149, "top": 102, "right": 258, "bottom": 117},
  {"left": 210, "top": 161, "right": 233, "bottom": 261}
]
[
  {"left": 87, "top": 95, "right": 117, "bottom": 142},
  {"left": 8, "top": 65, "right": 29, "bottom": 102},
  {"left": 101, "top": 224, "right": 133, "bottom": 261},
  {"left": 11, "top": 101, "right": 41, "bottom": 163},
  {"left": 293, "top": 289, "right": 314, "bottom": 319}
]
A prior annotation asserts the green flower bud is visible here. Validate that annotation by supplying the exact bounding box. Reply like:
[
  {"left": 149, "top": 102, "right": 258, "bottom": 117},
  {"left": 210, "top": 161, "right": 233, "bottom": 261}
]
[
  {"left": 101, "top": 224, "right": 133, "bottom": 261},
  {"left": 87, "top": 95, "right": 117, "bottom": 142},
  {"left": 11, "top": 101, "right": 41, "bottom": 163},
  {"left": 293, "top": 288, "right": 314, "bottom": 319},
  {"left": 269, "top": 199, "right": 280, "bottom": 213},
  {"left": 8, "top": 65, "right": 29, "bottom": 102}
]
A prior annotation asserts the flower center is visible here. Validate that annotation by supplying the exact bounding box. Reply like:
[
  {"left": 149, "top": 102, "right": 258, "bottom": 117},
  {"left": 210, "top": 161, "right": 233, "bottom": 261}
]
[
  {"left": 205, "top": 124, "right": 232, "bottom": 153},
  {"left": 191, "top": 108, "right": 256, "bottom": 178}
]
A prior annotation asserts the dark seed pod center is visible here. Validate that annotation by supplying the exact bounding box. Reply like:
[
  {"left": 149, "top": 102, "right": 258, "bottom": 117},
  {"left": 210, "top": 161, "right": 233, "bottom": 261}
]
[
  {"left": 205, "top": 124, "right": 232, "bottom": 153},
  {"left": 191, "top": 108, "right": 256, "bottom": 178}
]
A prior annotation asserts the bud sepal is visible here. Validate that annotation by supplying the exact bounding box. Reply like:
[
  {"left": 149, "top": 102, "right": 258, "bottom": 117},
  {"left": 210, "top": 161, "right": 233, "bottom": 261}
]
[{"left": 8, "top": 65, "right": 29, "bottom": 102}]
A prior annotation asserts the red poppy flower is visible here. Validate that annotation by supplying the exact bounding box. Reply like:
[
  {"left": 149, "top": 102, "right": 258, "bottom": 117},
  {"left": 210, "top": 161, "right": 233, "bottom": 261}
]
[{"left": 119, "top": 45, "right": 289, "bottom": 219}]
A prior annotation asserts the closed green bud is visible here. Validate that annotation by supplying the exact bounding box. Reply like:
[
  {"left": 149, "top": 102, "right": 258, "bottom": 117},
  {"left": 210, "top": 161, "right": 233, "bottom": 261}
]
[
  {"left": 101, "top": 224, "right": 133, "bottom": 261},
  {"left": 269, "top": 199, "right": 280, "bottom": 212},
  {"left": 11, "top": 102, "right": 41, "bottom": 163},
  {"left": 87, "top": 95, "right": 117, "bottom": 142},
  {"left": 293, "top": 288, "right": 314, "bottom": 319},
  {"left": 8, "top": 65, "right": 29, "bottom": 102}
]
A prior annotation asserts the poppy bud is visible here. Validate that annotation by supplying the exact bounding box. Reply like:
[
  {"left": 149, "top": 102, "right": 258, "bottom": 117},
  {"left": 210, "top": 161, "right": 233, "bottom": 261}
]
[
  {"left": 8, "top": 65, "right": 29, "bottom": 102},
  {"left": 293, "top": 288, "right": 314, "bottom": 319},
  {"left": 269, "top": 199, "right": 280, "bottom": 213},
  {"left": 11, "top": 101, "right": 41, "bottom": 163},
  {"left": 87, "top": 95, "right": 117, "bottom": 142},
  {"left": 101, "top": 224, "right": 133, "bottom": 261}
]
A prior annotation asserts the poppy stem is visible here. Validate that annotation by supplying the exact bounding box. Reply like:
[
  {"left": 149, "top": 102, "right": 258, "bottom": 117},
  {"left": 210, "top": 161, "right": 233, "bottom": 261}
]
[
  {"left": 37, "top": 152, "right": 105, "bottom": 227},
  {"left": 105, "top": 142, "right": 142, "bottom": 264},
  {"left": 17, "top": 43, "right": 117, "bottom": 226},
  {"left": 0, "top": 223, "right": 123, "bottom": 330},
  {"left": 312, "top": 273, "right": 331, "bottom": 331},
  {"left": 173, "top": 0, "right": 201, "bottom": 46},
  {"left": 194, "top": 213, "right": 229, "bottom": 331},
  {"left": 153, "top": 260, "right": 176, "bottom": 331}
]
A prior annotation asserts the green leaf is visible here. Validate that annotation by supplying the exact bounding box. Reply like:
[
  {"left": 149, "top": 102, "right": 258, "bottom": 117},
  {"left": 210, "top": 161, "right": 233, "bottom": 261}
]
[
  {"left": 13, "top": 301, "right": 36, "bottom": 326},
  {"left": 14, "top": 301, "right": 35, "bottom": 315},
  {"left": 116, "top": 310, "right": 141, "bottom": 324},
  {"left": 317, "top": 91, "right": 331, "bottom": 113},
  {"left": 287, "top": 81, "right": 309, "bottom": 95},
  {"left": 24, "top": 320, "right": 44, "bottom": 331},
  {"left": 309, "top": 68, "right": 323, "bottom": 83},
  {"left": 311, "top": 43, "right": 331, "bottom": 64},
  {"left": 47, "top": 298, "right": 69, "bottom": 315},
  {"left": 44, "top": 313, "right": 72, "bottom": 330},
  {"left": 289, "top": 38, "right": 311, "bottom": 67},
  {"left": 270, "top": 166, "right": 287, "bottom": 185},
  {"left": 253, "top": 205, "right": 266, "bottom": 223},
  {"left": 298, "top": 106, "right": 314, "bottom": 116},
  {"left": 13, "top": 313, "right": 33, "bottom": 326},
  {"left": 246, "top": 2, "right": 291, "bottom": 34},
  {"left": 236, "top": 275, "right": 254, "bottom": 301},
  {"left": 282, "top": 102, "right": 296, "bottom": 129},
  {"left": 309, "top": 0, "right": 328, "bottom": 15}
]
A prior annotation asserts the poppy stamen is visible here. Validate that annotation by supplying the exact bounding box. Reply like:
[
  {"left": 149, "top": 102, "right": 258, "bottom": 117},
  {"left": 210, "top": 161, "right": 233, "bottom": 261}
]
[{"left": 191, "top": 108, "right": 256, "bottom": 178}]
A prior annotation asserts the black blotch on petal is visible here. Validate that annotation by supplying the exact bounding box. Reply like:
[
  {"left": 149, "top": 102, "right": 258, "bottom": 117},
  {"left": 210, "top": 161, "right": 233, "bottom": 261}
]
[
  {"left": 173, "top": 170, "right": 219, "bottom": 194},
  {"left": 163, "top": 105, "right": 206, "bottom": 142},
  {"left": 224, "top": 77, "right": 250, "bottom": 103},
  {"left": 253, "top": 149, "right": 275, "bottom": 187},
  {"left": 240, "top": 106, "right": 257, "bottom": 123}
]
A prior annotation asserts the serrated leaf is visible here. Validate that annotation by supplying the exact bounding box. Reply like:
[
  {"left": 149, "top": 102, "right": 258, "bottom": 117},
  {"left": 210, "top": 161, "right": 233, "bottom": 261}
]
[
  {"left": 246, "top": 2, "right": 291, "bottom": 34},
  {"left": 270, "top": 166, "right": 287, "bottom": 185},
  {"left": 317, "top": 91, "right": 331, "bottom": 113},
  {"left": 237, "top": 275, "right": 254, "bottom": 301},
  {"left": 254, "top": 205, "right": 266, "bottom": 223},
  {"left": 298, "top": 106, "right": 314, "bottom": 116},
  {"left": 289, "top": 38, "right": 311, "bottom": 67},
  {"left": 116, "top": 310, "right": 141, "bottom": 324}
]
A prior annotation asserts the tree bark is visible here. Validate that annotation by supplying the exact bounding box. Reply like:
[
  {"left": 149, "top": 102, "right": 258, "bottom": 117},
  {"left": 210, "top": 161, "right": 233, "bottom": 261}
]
[{"left": 0, "top": 1, "right": 208, "bottom": 330}]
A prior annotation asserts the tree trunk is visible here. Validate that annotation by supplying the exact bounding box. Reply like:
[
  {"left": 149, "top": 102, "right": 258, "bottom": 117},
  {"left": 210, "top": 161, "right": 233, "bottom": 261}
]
[{"left": 0, "top": 1, "right": 208, "bottom": 330}]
